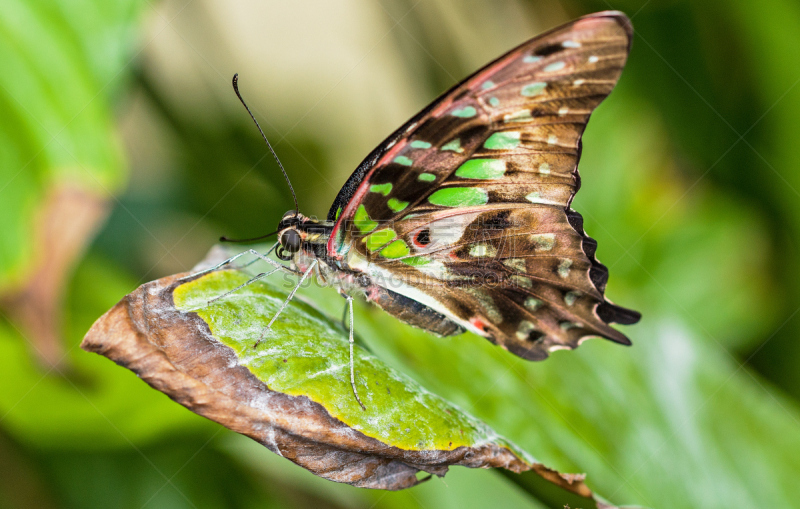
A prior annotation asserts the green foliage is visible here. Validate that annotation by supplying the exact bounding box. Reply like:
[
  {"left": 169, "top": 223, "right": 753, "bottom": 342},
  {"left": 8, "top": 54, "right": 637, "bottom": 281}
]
[
  {"left": 0, "top": 256, "right": 210, "bottom": 448},
  {"left": 0, "top": 0, "right": 142, "bottom": 287}
]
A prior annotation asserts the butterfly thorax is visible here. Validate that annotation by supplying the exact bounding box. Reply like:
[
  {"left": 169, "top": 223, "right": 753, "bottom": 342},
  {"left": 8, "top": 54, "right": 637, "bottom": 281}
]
[{"left": 277, "top": 211, "right": 369, "bottom": 293}]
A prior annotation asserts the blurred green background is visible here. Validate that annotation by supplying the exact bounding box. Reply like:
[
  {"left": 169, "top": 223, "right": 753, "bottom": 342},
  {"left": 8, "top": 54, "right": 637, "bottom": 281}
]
[{"left": 2, "top": 0, "right": 800, "bottom": 507}]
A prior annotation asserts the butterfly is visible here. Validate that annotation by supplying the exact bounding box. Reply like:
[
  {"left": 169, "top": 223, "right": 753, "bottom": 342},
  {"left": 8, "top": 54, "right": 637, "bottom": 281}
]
[{"left": 193, "top": 11, "right": 641, "bottom": 409}]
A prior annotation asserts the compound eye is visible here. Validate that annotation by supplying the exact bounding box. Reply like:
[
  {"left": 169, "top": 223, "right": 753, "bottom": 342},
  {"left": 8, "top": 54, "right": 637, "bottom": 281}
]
[{"left": 279, "top": 228, "right": 302, "bottom": 253}]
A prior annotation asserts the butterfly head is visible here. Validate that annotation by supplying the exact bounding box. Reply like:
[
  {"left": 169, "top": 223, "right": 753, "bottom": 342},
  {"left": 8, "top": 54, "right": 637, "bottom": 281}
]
[{"left": 275, "top": 210, "right": 331, "bottom": 261}]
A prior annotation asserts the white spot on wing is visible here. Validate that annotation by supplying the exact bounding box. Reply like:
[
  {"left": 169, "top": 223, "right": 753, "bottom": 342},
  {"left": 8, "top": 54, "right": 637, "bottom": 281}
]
[
  {"left": 469, "top": 243, "right": 497, "bottom": 258},
  {"left": 465, "top": 289, "right": 503, "bottom": 324},
  {"left": 525, "top": 192, "right": 562, "bottom": 206},
  {"left": 530, "top": 233, "right": 555, "bottom": 250},
  {"left": 510, "top": 275, "right": 532, "bottom": 288},
  {"left": 504, "top": 110, "right": 533, "bottom": 123},
  {"left": 565, "top": 291, "right": 581, "bottom": 306},
  {"left": 503, "top": 258, "right": 526, "bottom": 272},
  {"left": 413, "top": 213, "right": 480, "bottom": 255},
  {"left": 544, "top": 61, "right": 566, "bottom": 72},
  {"left": 516, "top": 320, "right": 537, "bottom": 340},
  {"left": 524, "top": 297, "right": 542, "bottom": 311},
  {"left": 557, "top": 259, "right": 573, "bottom": 278}
]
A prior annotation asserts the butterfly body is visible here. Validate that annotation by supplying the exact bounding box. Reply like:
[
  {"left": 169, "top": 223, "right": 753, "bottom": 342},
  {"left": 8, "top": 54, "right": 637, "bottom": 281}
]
[
  {"left": 273, "top": 11, "right": 640, "bottom": 363},
  {"left": 275, "top": 212, "right": 466, "bottom": 336}
]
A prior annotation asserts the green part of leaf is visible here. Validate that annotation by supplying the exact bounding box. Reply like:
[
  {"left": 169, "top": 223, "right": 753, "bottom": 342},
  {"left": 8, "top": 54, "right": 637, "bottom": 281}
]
[{"left": 172, "top": 271, "right": 530, "bottom": 457}]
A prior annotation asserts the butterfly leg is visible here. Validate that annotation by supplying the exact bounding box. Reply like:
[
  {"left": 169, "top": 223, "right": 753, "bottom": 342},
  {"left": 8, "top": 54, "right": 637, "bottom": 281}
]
[
  {"left": 253, "top": 259, "right": 317, "bottom": 348},
  {"left": 237, "top": 248, "right": 301, "bottom": 275},
  {"left": 343, "top": 292, "right": 366, "bottom": 411},
  {"left": 340, "top": 300, "right": 349, "bottom": 331},
  {"left": 179, "top": 244, "right": 299, "bottom": 281},
  {"left": 206, "top": 266, "right": 282, "bottom": 306},
  {"left": 178, "top": 250, "right": 252, "bottom": 281}
]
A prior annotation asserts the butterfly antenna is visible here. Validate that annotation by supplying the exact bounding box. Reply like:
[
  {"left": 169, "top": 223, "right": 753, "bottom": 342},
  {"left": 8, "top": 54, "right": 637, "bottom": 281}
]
[
  {"left": 231, "top": 73, "right": 299, "bottom": 216},
  {"left": 219, "top": 229, "right": 279, "bottom": 243}
]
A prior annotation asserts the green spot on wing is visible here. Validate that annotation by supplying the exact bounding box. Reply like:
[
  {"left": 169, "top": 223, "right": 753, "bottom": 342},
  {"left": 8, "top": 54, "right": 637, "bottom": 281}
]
[
  {"left": 401, "top": 256, "right": 431, "bottom": 266},
  {"left": 440, "top": 138, "right": 463, "bottom": 152},
  {"left": 172, "top": 271, "right": 523, "bottom": 453},
  {"left": 484, "top": 132, "right": 521, "bottom": 150},
  {"left": 387, "top": 198, "right": 409, "bottom": 212},
  {"left": 428, "top": 187, "right": 489, "bottom": 207},
  {"left": 455, "top": 159, "right": 506, "bottom": 179},
  {"left": 488, "top": 96, "right": 500, "bottom": 107},
  {"left": 369, "top": 183, "right": 393, "bottom": 196},
  {"left": 418, "top": 172, "right": 437, "bottom": 182},
  {"left": 450, "top": 106, "right": 477, "bottom": 118},
  {"left": 380, "top": 239, "right": 410, "bottom": 259},
  {"left": 393, "top": 156, "right": 413, "bottom": 166},
  {"left": 353, "top": 205, "right": 378, "bottom": 233},
  {"left": 363, "top": 228, "right": 396, "bottom": 251},
  {"left": 335, "top": 206, "right": 342, "bottom": 220},
  {"left": 410, "top": 140, "right": 432, "bottom": 149},
  {"left": 481, "top": 80, "right": 495, "bottom": 90},
  {"left": 521, "top": 82, "right": 547, "bottom": 96}
]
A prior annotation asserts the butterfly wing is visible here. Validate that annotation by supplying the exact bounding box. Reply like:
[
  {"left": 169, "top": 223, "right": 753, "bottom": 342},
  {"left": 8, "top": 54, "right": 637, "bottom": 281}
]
[{"left": 326, "top": 11, "right": 640, "bottom": 359}]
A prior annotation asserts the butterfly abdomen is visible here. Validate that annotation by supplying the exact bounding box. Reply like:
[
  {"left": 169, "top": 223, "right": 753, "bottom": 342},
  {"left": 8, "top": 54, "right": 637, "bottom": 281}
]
[{"left": 368, "top": 286, "right": 464, "bottom": 337}]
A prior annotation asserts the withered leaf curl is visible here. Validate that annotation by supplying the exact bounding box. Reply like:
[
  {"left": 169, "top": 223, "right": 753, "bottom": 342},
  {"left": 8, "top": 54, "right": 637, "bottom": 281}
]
[{"left": 81, "top": 264, "right": 615, "bottom": 504}]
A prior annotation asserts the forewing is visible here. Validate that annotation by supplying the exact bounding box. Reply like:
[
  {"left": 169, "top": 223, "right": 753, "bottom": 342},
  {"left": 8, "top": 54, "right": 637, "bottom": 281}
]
[{"left": 327, "top": 12, "right": 640, "bottom": 359}]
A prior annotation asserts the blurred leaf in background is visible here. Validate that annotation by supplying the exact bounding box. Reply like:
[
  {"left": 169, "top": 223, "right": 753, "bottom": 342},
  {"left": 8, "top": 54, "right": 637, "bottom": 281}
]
[
  {"left": 2, "top": 0, "right": 800, "bottom": 508},
  {"left": 0, "top": 0, "right": 144, "bottom": 367}
]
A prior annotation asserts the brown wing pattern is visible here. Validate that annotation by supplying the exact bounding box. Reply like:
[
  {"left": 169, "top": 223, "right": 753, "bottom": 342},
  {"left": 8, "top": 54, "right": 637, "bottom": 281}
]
[{"left": 330, "top": 12, "right": 640, "bottom": 359}]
